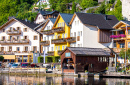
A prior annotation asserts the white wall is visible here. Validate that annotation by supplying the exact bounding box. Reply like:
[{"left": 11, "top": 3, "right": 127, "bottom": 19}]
[
  {"left": 83, "top": 25, "right": 112, "bottom": 48},
  {"left": 0, "top": 20, "right": 40, "bottom": 52},
  {"left": 35, "top": 14, "right": 45, "bottom": 24},
  {"left": 122, "top": 0, "right": 130, "bottom": 21},
  {"left": 70, "top": 15, "right": 84, "bottom": 47},
  {"left": 42, "top": 20, "right": 54, "bottom": 54},
  {"left": 36, "top": 0, "right": 50, "bottom": 9},
  {"left": 70, "top": 15, "right": 112, "bottom": 48}
]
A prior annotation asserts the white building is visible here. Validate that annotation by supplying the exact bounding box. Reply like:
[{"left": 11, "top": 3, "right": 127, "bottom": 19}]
[
  {"left": 69, "top": 13, "right": 119, "bottom": 48},
  {"left": 122, "top": 0, "right": 130, "bottom": 21},
  {"left": 0, "top": 18, "right": 41, "bottom": 63},
  {"left": 40, "top": 18, "right": 56, "bottom": 56},
  {"left": 36, "top": 0, "right": 50, "bottom": 10}
]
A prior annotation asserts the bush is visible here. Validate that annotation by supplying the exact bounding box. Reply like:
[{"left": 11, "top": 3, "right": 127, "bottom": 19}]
[
  {"left": 38, "top": 56, "right": 43, "bottom": 63},
  {"left": 0, "top": 55, "right": 4, "bottom": 61}
]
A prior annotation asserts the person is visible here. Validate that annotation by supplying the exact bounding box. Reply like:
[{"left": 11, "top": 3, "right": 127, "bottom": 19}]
[
  {"left": 51, "top": 63, "right": 53, "bottom": 70},
  {"left": 54, "top": 64, "right": 55, "bottom": 70}
]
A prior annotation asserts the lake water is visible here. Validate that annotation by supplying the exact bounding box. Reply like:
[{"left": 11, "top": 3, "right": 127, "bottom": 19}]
[{"left": 0, "top": 74, "right": 130, "bottom": 85}]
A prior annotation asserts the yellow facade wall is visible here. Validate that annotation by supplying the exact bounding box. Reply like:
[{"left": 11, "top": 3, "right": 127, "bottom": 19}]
[
  {"left": 2, "top": 55, "right": 15, "bottom": 59},
  {"left": 54, "top": 15, "right": 70, "bottom": 56}
]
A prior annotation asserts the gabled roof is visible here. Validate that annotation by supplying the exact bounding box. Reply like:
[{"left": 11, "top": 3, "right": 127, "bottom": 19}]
[
  {"left": 70, "top": 13, "right": 118, "bottom": 30},
  {"left": 0, "top": 18, "right": 40, "bottom": 34},
  {"left": 43, "top": 10, "right": 59, "bottom": 15},
  {"left": 39, "top": 10, "right": 51, "bottom": 15},
  {"left": 61, "top": 47, "right": 110, "bottom": 56},
  {"left": 60, "top": 13, "right": 73, "bottom": 26},
  {"left": 113, "top": 20, "right": 130, "bottom": 29},
  {"left": 40, "top": 18, "right": 56, "bottom": 32}
]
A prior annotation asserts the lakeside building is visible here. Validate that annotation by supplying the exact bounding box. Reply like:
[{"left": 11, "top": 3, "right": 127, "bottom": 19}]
[
  {"left": 111, "top": 21, "right": 130, "bottom": 63},
  {"left": 60, "top": 47, "right": 111, "bottom": 73},
  {"left": 34, "top": 10, "right": 59, "bottom": 24},
  {"left": 0, "top": 18, "right": 41, "bottom": 63}
]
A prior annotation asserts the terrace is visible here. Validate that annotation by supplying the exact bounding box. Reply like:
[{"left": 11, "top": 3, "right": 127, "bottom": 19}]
[
  {"left": 51, "top": 38, "right": 67, "bottom": 44},
  {"left": 40, "top": 41, "right": 50, "bottom": 46},
  {"left": 52, "top": 27, "right": 65, "bottom": 33},
  {"left": 6, "top": 30, "right": 21, "bottom": 35}
]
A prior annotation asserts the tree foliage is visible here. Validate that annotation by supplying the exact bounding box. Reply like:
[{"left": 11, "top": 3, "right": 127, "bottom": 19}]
[
  {"left": 71, "top": 1, "right": 76, "bottom": 14},
  {"left": 119, "top": 49, "right": 130, "bottom": 60},
  {"left": 38, "top": 56, "right": 44, "bottom": 63},
  {"left": 0, "top": 55, "right": 4, "bottom": 61}
]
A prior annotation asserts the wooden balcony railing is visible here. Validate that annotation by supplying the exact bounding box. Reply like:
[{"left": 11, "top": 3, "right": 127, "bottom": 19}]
[
  {"left": 58, "top": 50, "right": 64, "bottom": 55},
  {"left": 40, "top": 41, "right": 50, "bottom": 46},
  {"left": 47, "top": 51, "right": 54, "bottom": 56},
  {"left": 52, "top": 27, "right": 65, "bottom": 33},
  {"left": 113, "top": 48, "right": 125, "bottom": 53},
  {"left": 66, "top": 37, "right": 76, "bottom": 43},
  {"left": 51, "top": 38, "right": 67, "bottom": 44},
  {"left": 42, "top": 30, "right": 54, "bottom": 35},
  {"left": 0, "top": 39, "right": 29, "bottom": 45},
  {"left": 6, "top": 30, "right": 21, "bottom": 35}
]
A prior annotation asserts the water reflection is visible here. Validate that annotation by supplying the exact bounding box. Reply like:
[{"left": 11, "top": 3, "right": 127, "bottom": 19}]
[{"left": 0, "top": 74, "right": 130, "bottom": 85}]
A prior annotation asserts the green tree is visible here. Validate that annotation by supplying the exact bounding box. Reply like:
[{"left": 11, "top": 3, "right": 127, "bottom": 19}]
[
  {"left": 71, "top": 1, "right": 76, "bottom": 14},
  {"left": 38, "top": 56, "right": 43, "bottom": 63},
  {"left": 0, "top": 55, "right": 4, "bottom": 61},
  {"left": 95, "top": 1, "right": 106, "bottom": 14},
  {"left": 119, "top": 49, "right": 130, "bottom": 61}
]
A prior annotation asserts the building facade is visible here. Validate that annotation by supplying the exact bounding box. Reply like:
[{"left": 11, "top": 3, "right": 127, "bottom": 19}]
[
  {"left": 0, "top": 18, "right": 41, "bottom": 63},
  {"left": 69, "top": 13, "right": 119, "bottom": 48}
]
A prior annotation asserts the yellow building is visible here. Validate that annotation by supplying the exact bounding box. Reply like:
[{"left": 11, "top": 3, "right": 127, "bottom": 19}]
[{"left": 52, "top": 13, "right": 73, "bottom": 57}]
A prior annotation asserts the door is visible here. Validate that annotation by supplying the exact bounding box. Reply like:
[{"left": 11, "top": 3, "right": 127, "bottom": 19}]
[{"left": 9, "top": 46, "right": 12, "bottom": 52}]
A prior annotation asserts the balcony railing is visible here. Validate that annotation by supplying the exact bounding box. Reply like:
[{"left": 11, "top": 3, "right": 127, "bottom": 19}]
[
  {"left": 42, "top": 30, "right": 54, "bottom": 35},
  {"left": 58, "top": 50, "right": 64, "bottom": 55},
  {"left": 51, "top": 38, "right": 67, "bottom": 44},
  {"left": 6, "top": 30, "right": 21, "bottom": 35},
  {"left": 40, "top": 41, "right": 50, "bottom": 46},
  {"left": 52, "top": 27, "right": 65, "bottom": 33},
  {"left": 0, "top": 39, "right": 29, "bottom": 45},
  {"left": 110, "top": 34, "right": 126, "bottom": 40},
  {"left": 47, "top": 51, "right": 54, "bottom": 56},
  {"left": 0, "top": 51, "right": 35, "bottom": 55},
  {"left": 113, "top": 48, "right": 125, "bottom": 53},
  {"left": 66, "top": 37, "right": 76, "bottom": 43}
]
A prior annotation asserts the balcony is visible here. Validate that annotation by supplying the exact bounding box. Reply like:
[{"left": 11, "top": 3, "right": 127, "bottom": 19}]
[
  {"left": 51, "top": 38, "right": 67, "bottom": 44},
  {"left": 58, "top": 50, "right": 64, "bottom": 55},
  {"left": 66, "top": 37, "right": 76, "bottom": 43},
  {"left": 110, "top": 34, "right": 126, "bottom": 41},
  {"left": 6, "top": 30, "right": 21, "bottom": 35},
  {"left": 47, "top": 51, "right": 54, "bottom": 56},
  {"left": 40, "top": 41, "right": 50, "bottom": 46},
  {"left": 0, "top": 39, "right": 29, "bottom": 45},
  {"left": 42, "top": 30, "right": 54, "bottom": 35},
  {"left": 113, "top": 48, "right": 125, "bottom": 53},
  {"left": 52, "top": 27, "right": 65, "bottom": 33}
]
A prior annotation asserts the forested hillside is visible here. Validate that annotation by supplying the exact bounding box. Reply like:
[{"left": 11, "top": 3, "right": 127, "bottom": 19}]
[
  {"left": 0, "top": 0, "right": 38, "bottom": 26},
  {"left": 0, "top": 0, "right": 122, "bottom": 26}
]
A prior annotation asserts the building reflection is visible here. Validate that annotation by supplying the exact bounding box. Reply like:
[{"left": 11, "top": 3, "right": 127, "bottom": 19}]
[{"left": 0, "top": 74, "right": 130, "bottom": 85}]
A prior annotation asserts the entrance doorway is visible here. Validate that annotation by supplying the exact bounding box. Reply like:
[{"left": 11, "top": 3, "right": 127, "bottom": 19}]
[{"left": 84, "top": 65, "right": 88, "bottom": 72}]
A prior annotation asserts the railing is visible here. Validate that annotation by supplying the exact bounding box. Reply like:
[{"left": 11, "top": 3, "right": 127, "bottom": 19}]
[
  {"left": 42, "top": 30, "right": 54, "bottom": 35},
  {"left": 0, "top": 39, "right": 29, "bottom": 45},
  {"left": 113, "top": 48, "right": 125, "bottom": 53},
  {"left": 0, "top": 51, "right": 34, "bottom": 55},
  {"left": 52, "top": 27, "right": 65, "bottom": 33},
  {"left": 51, "top": 38, "right": 67, "bottom": 44},
  {"left": 58, "top": 50, "right": 64, "bottom": 55},
  {"left": 40, "top": 41, "right": 50, "bottom": 46},
  {"left": 47, "top": 51, "right": 54, "bottom": 56},
  {"left": 66, "top": 37, "right": 76, "bottom": 43},
  {"left": 6, "top": 30, "right": 21, "bottom": 35}
]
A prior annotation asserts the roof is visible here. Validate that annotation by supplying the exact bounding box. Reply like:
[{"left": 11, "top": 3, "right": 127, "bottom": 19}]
[
  {"left": 43, "top": 10, "right": 59, "bottom": 15},
  {"left": 74, "top": 13, "right": 119, "bottom": 30},
  {"left": 39, "top": 10, "right": 51, "bottom": 15},
  {"left": 60, "top": 13, "right": 73, "bottom": 26},
  {"left": 121, "top": 20, "right": 130, "bottom": 25},
  {"left": 64, "top": 47, "right": 111, "bottom": 56},
  {"left": 49, "top": 18, "right": 56, "bottom": 24}
]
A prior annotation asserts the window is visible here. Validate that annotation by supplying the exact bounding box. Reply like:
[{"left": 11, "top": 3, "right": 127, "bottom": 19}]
[
  {"left": 65, "top": 34, "right": 67, "bottom": 38},
  {"left": 62, "top": 34, "right": 64, "bottom": 38},
  {"left": 56, "top": 46, "right": 57, "bottom": 51},
  {"left": 113, "top": 41, "right": 116, "bottom": 48},
  {"left": 44, "top": 37, "right": 46, "bottom": 41},
  {"left": 17, "top": 27, "right": 20, "bottom": 30},
  {"left": 62, "top": 22, "right": 65, "bottom": 27},
  {"left": 1, "top": 47, "right": 4, "bottom": 52},
  {"left": 78, "top": 44, "right": 80, "bottom": 47},
  {"left": 58, "top": 46, "right": 60, "bottom": 50},
  {"left": 10, "top": 27, "right": 13, "bottom": 30},
  {"left": 2, "top": 36, "right": 5, "bottom": 40},
  {"left": 58, "top": 23, "right": 59, "bottom": 27},
  {"left": 78, "top": 31, "right": 80, "bottom": 36},
  {"left": 56, "top": 35, "right": 58, "bottom": 39},
  {"left": 44, "top": 47, "right": 46, "bottom": 51},
  {"left": 34, "top": 36, "right": 38, "bottom": 40},
  {"left": 75, "top": 21, "right": 76, "bottom": 25},
  {"left": 65, "top": 45, "right": 67, "bottom": 49},
  {"left": 33, "top": 46, "right": 37, "bottom": 52},
  {"left": 51, "top": 36, "right": 53, "bottom": 39},
  {"left": 71, "top": 33, "right": 73, "bottom": 37},
  {"left": 128, "top": 30, "right": 130, "bottom": 35},
  {"left": 25, "top": 47, "right": 28, "bottom": 51},
  {"left": 51, "top": 47, "right": 53, "bottom": 51},
  {"left": 17, "top": 47, "right": 20, "bottom": 51},
  {"left": 81, "top": 31, "right": 82, "bottom": 36},
  {"left": 74, "top": 32, "right": 76, "bottom": 37},
  {"left": 74, "top": 44, "right": 76, "bottom": 47},
  {"left": 9, "top": 46, "right": 12, "bottom": 51},
  {"left": 17, "top": 36, "right": 19, "bottom": 41},
  {"left": 47, "top": 47, "right": 49, "bottom": 51},
  {"left": 77, "top": 20, "right": 79, "bottom": 25},
  {"left": 120, "top": 43, "right": 125, "bottom": 48},
  {"left": 24, "top": 36, "right": 28, "bottom": 39},
  {"left": 128, "top": 42, "right": 130, "bottom": 48},
  {"left": 47, "top": 36, "right": 49, "bottom": 40},
  {"left": 24, "top": 28, "right": 27, "bottom": 32},
  {"left": 3, "top": 29, "right": 5, "bottom": 32},
  {"left": 62, "top": 46, "right": 64, "bottom": 50}
]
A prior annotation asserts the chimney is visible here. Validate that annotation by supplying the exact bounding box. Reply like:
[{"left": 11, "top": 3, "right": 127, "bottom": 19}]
[{"left": 105, "top": 15, "right": 108, "bottom": 20}]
